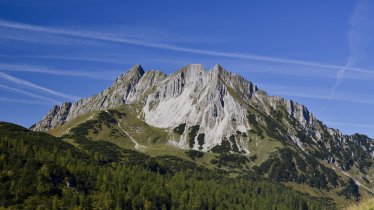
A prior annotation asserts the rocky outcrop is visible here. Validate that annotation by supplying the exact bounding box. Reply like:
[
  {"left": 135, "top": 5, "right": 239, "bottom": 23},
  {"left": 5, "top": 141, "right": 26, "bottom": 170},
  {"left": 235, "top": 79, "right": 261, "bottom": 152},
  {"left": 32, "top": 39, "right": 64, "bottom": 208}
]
[{"left": 31, "top": 102, "right": 72, "bottom": 131}]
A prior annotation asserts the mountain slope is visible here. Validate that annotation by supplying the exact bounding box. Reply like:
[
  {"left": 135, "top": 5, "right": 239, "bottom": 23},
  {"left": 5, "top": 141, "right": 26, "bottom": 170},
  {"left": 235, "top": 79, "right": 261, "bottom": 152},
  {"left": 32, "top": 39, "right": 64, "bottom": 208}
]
[
  {"left": 1, "top": 121, "right": 337, "bottom": 209},
  {"left": 31, "top": 64, "right": 374, "bottom": 202}
]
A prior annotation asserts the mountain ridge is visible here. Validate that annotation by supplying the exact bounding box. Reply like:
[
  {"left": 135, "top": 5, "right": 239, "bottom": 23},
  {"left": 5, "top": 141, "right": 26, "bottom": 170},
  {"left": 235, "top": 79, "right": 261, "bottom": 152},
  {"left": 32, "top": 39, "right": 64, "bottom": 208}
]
[
  {"left": 31, "top": 64, "right": 373, "bottom": 194},
  {"left": 32, "top": 64, "right": 313, "bottom": 133},
  {"left": 31, "top": 64, "right": 370, "bottom": 148}
]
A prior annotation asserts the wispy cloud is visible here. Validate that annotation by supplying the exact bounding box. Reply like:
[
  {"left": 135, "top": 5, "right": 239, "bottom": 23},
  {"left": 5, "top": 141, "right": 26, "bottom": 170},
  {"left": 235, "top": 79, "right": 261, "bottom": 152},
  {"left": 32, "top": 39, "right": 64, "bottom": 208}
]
[
  {"left": 0, "top": 72, "right": 79, "bottom": 101},
  {"left": 277, "top": 91, "right": 374, "bottom": 105},
  {"left": 0, "top": 0, "right": 103, "bottom": 6},
  {"left": 233, "top": 62, "right": 374, "bottom": 81},
  {"left": 325, "top": 121, "right": 374, "bottom": 129},
  {"left": 0, "top": 83, "right": 61, "bottom": 104},
  {"left": 259, "top": 83, "right": 374, "bottom": 105},
  {"left": 1, "top": 18, "right": 374, "bottom": 76},
  {"left": 0, "top": 27, "right": 104, "bottom": 46},
  {"left": 3, "top": 54, "right": 124, "bottom": 64},
  {"left": 331, "top": 0, "right": 374, "bottom": 96},
  {"left": 0, "top": 63, "right": 120, "bottom": 80},
  {"left": 0, "top": 97, "right": 54, "bottom": 105}
]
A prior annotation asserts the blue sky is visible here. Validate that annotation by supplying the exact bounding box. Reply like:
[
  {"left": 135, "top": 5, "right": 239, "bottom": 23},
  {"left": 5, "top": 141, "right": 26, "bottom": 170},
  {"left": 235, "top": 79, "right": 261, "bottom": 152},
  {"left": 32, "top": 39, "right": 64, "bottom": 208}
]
[{"left": 1, "top": 0, "right": 374, "bottom": 137}]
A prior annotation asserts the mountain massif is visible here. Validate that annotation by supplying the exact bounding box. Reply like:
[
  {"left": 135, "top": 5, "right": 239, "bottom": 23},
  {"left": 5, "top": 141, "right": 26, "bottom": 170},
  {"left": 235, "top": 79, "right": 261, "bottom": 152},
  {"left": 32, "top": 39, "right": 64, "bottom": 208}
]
[
  {"left": 32, "top": 64, "right": 373, "bottom": 177},
  {"left": 1, "top": 64, "right": 373, "bottom": 209}
]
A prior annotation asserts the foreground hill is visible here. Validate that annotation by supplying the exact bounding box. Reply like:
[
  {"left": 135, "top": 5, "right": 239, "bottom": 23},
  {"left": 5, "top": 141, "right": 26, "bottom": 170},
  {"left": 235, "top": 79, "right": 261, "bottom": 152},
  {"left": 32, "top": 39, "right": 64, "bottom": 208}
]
[
  {"left": 28, "top": 64, "right": 373, "bottom": 207},
  {"left": 0, "top": 122, "right": 336, "bottom": 209}
]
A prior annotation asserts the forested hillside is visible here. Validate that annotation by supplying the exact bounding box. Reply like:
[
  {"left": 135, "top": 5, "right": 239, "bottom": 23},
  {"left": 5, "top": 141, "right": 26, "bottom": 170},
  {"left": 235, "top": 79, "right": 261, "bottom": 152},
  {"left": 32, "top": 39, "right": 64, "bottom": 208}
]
[{"left": 0, "top": 122, "right": 335, "bottom": 210}]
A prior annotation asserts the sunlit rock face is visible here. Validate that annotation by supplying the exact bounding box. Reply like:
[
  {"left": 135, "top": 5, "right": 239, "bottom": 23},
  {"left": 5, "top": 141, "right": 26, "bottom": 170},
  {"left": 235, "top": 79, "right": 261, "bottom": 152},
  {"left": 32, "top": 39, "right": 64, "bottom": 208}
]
[{"left": 32, "top": 64, "right": 373, "bottom": 162}]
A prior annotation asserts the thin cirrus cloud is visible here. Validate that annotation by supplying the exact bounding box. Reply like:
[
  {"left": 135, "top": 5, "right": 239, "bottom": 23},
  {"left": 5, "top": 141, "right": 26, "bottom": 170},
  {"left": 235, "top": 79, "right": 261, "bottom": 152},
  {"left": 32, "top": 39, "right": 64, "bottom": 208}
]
[
  {"left": 1, "top": 18, "right": 374, "bottom": 77},
  {"left": 325, "top": 121, "right": 374, "bottom": 129},
  {"left": 277, "top": 91, "right": 374, "bottom": 105},
  {"left": 0, "top": 27, "right": 104, "bottom": 46},
  {"left": 258, "top": 83, "right": 374, "bottom": 105},
  {"left": 234, "top": 63, "right": 340, "bottom": 80},
  {"left": 0, "top": 72, "right": 79, "bottom": 101},
  {"left": 0, "top": 97, "right": 55, "bottom": 105},
  {"left": 3, "top": 54, "right": 126, "bottom": 64},
  {"left": 0, "top": 63, "right": 120, "bottom": 80},
  {"left": 331, "top": 0, "right": 374, "bottom": 96},
  {"left": 0, "top": 83, "right": 61, "bottom": 104}
]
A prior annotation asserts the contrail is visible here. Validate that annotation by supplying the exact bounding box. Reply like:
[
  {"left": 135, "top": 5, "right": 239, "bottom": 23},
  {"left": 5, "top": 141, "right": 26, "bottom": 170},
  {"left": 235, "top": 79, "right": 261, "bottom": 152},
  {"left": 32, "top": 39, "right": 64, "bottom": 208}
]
[
  {"left": 0, "top": 63, "right": 119, "bottom": 80},
  {"left": 326, "top": 121, "right": 374, "bottom": 129},
  {"left": 331, "top": 0, "right": 374, "bottom": 97},
  {"left": 331, "top": 63, "right": 350, "bottom": 97},
  {"left": 0, "top": 83, "right": 61, "bottom": 104},
  {"left": 0, "top": 72, "right": 79, "bottom": 101},
  {"left": 0, "top": 97, "right": 55, "bottom": 105},
  {"left": 258, "top": 83, "right": 374, "bottom": 105},
  {"left": 3, "top": 54, "right": 125, "bottom": 64},
  {"left": 1, "top": 18, "right": 374, "bottom": 75}
]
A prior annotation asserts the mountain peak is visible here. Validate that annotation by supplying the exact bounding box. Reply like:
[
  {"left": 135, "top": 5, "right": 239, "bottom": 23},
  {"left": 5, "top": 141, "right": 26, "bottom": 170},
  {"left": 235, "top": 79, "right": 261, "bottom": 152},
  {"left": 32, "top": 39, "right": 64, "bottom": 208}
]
[
  {"left": 127, "top": 64, "right": 145, "bottom": 77},
  {"left": 178, "top": 64, "right": 232, "bottom": 79},
  {"left": 212, "top": 64, "right": 223, "bottom": 71},
  {"left": 115, "top": 64, "right": 145, "bottom": 84},
  {"left": 211, "top": 64, "right": 233, "bottom": 82},
  {"left": 182, "top": 64, "right": 205, "bottom": 73},
  {"left": 177, "top": 64, "right": 230, "bottom": 75}
]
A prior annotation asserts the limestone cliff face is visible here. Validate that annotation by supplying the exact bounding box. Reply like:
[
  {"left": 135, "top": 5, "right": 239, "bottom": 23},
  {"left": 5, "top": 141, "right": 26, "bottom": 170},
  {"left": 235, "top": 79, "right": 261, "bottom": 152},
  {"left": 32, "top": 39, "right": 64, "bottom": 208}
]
[
  {"left": 31, "top": 102, "right": 72, "bottom": 131},
  {"left": 142, "top": 64, "right": 253, "bottom": 150},
  {"left": 32, "top": 64, "right": 373, "bottom": 161}
]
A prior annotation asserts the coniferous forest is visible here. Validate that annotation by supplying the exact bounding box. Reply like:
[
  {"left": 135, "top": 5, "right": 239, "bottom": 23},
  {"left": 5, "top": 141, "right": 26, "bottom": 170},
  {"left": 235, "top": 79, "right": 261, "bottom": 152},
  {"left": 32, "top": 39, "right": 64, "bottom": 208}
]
[{"left": 0, "top": 122, "right": 335, "bottom": 210}]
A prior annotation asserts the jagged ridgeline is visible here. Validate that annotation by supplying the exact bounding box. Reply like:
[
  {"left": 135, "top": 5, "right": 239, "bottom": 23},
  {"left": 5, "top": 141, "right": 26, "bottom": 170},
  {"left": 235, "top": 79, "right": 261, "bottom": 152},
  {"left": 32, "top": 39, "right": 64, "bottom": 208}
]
[{"left": 28, "top": 64, "right": 373, "bottom": 207}]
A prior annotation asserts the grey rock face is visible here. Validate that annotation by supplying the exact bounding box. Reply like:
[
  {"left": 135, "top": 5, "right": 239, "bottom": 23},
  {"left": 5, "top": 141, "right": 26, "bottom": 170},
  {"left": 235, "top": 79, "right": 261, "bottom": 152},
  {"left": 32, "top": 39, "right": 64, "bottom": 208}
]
[
  {"left": 142, "top": 64, "right": 257, "bottom": 150},
  {"left": 32, "top": 102, "right": 72, "bottom": 131}
]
